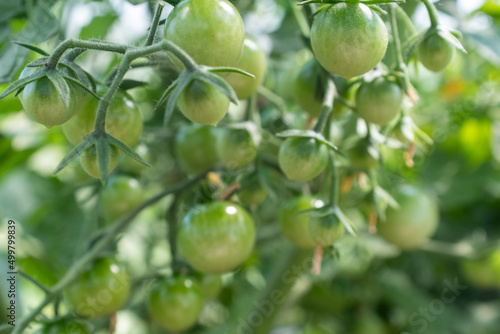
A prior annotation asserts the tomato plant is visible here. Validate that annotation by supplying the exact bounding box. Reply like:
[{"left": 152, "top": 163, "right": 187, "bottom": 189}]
[
  {"left": 310, "top": 3, "right": 388, "bottom": 79},
  {"left": 355, "top": 77, "right": 404, "bottom": 126},
  {"left": 18, "top": 67, "right": 83, "bottom": 128},
  {"left": 177, "top": 201, "right": 256, "bottom": 274},
  {"left": 164, "top": 0, "right": 245, "bottom": 67},
  {"left": 225, "top": 38, "right": 267, "bottom": 100},
  {"left": 377, "top": 185, "right": 439, "bottom": 250},
  {"left": 279, "top": 137, "right": 328, "bottom": 182},
  {"left": 62, "top": 90, "right": 143, "bottom": 147},
  {"left": 175, "top": 123, "right": 220, "bottom": 174},
  {"left": 217, "top": 127, "right": 258, "bottom": 170},
  {"left": 147, "top": 276, "right": 204, "bottom": 332},
  {"left": 100, "top": 175, "right": 143, "bottom": 222},
  {"left": 64, "top": 257, "right": 130, "bottom": 318},
  {"left": 418, "top": 33, "right": 456, "bottom": 72},
  {"left": 177, "top": 79, "right": 230, "bottom": 126},
  {"left": 279, "top": 196, "right": 324, "bottom": 249}
]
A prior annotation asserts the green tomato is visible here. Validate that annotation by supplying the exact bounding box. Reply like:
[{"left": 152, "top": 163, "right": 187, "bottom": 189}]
[
  {"left": 308, "top": 214, "right": 345, "bottom": 247},
  {"left": 461, "top": 249, "right": 500, "bottom": 289},
  {"left": 355, "top": 77, "right": 404, "bottom": 126},
  {"left": 62, "top": 91, "right": 143, "bottom": 147},
  {"left": 225, "top": 38, "right": 267, "bottom": 100},
  {"left": 217, "top": 127, "right": 258, "bottom": 170},
  {"left": 164, "top": 0, "right": 245, "bottom": 68},
  {"left": 279, "top": 196, "right": 324, "bottom": 249},
  {"left": 37, "top": 320, "right": 89, "bottom": 334},
  {"left": 278, "top": 137, "right": 328, "bottom": 182},
  {"left": 64, "top": 257, "right": 130, "bottom": 318},
  {"left": 418, "top": 33, "right": 456, "bottom": 72},
  {"left": 347, "top": 139, "right": 380, "bottom": 171},
  {"left": 175, "top": 124, "right": 220, "bottom": 174},
  {"left": 19, "top": 67, "right": 82, "bottom": 128},
  {"left": 177, "top": 80, "right": 229, "bottom": 126},
  {"left": 80, "top": 145, "right": 120, "bottom": 179},
  {"left": 178, "top": 202, "right": 256, "bottom": 274},
  {"left": 311, "top": 3, "right": 388, "bottom": 79},
  {"left": 199, "top": 274, "right": 222, "bottom": 299},
  {"left": 100, "top": 176, "right": 143, "bottom": 222},
  {"left": 147, "top": 277, "right": 204, "bottom": 332},
  {"left": 237, "top": 173, "right": 267, "bottom": 206},
  {"left": 377, "top": 185, "right": 439, "bottom": 250},
  {"left": 293, "top": 59, "right": 324, "bottom": 117}
]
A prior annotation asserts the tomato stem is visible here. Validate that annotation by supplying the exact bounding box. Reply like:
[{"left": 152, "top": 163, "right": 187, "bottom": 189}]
[
  {"left": 313, "top": 78, "right": 336, "bottom": 133},
  {"left": 388, "top": 4, "right": 405, "bottom": 70},
  {"left": 144, "top": 2, "right": 165, "bottom": 47},
  {"left": 420, "top": 0, "right": 439, "bottom": 27}
]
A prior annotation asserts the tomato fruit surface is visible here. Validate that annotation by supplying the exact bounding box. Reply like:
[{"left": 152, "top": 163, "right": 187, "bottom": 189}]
[
  {"left": 226, "top": 38, "right": 267, "bottom": 100},
  {"left": 64, "top": 257, "right": 130, "bottom": 318},
  {"left": 80, "top": 145, "right": 120, "bottom": 179},
  {"left": 177, "top": 80, "right": 230, "bottom": 126},
  {"left": 418, "top": 33, "right": 456, "bottom": 72},
  {"left": 100, "top": 176, "right": 143, "bottom": 222},
  {"left": 279, "top": 196, "right": 324, "bottom": 249},
  {"left": 310, "top": 2, "right": 388, "bottom": 79},
  {"left": 164, "top": 0, "right": 245, "bottom": 67},
  {"left": 217, "top": 127, "right": 258, "bottom": 170},
  {"left": 308, "top": 214, "right": 345, "bottom": 247},
  {"left": 279, "top": 137, "right": 328, "bottom": 182},
  {"left": 377, "top": 185, "right": 439, "bottom": 250},
  {"left": 147, "top": 276, "right": 204, "bottom": 332},
  {"left": 355, "top": 77, "right": 404, "bottom": 126},
  {"left": 293, "top": 59, "right": 324, "bottom": 117},
  {"left": 177, "top": 201, "right": 256, "bottom": 274},
  {"left": 175, "top": 123, "right": 220, "bottom": 174}
]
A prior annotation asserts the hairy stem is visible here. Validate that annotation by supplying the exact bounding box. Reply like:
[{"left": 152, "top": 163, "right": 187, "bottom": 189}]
[
  {"left": 145, "top": 2, "right": 165, "bottom": 46},
  {"left": 313, "top": 78, "right": 336, "bottom": 133},
  {"left": 420, "top": 0, "right": 439, "bottom": 27}
]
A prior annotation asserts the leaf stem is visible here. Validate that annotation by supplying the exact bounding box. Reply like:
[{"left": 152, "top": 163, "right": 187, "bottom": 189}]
[
  {"left": 18, "top": 270, "right": 51, "bottom": 294},
  {"left": 145, "top": 2, "right": 165, "bottom": 46}
]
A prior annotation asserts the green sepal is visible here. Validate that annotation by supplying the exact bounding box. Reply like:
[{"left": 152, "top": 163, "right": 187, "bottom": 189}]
[
  {"left": 26, "top": 57, "right": 50, "bottom": 67},
  {"left": 12, "top": 41, "right": 50, "bottom": 56},
  {"left": 0, "top": 69, "right": 46, "bottom": 100},
  {"left": 107, "top": 134, "right": 151, "bottom": 167},
  {"left": 95, "top": 135, "right": 111, "bottom": 185},
  {"left": 45, "top": 69, "right": 71, "bottom": 108},
  {"left": 53, "top": 136, "right": 96, "bottom": 175},
  {"left": 164, "top": 72, "right": 192, "bottom": 126},
  {"left": 197, "top": 71, "right": 238, "bottom": 104},
  {"left": 205, "top": 66, "right": 255, "bottom": 78},
  {"left": 276, "top": 129, "right": 341, "bottom": 153}
]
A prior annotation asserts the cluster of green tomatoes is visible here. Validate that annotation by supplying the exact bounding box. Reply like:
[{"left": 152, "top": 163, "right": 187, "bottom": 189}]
[{"left": 0, "top": 0, "right": 466, "bottom": 332}]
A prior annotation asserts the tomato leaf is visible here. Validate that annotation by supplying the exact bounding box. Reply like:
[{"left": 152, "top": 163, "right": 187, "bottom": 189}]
[
  {"left": 53, "top": 137, "right": 95, "bottom": 175},
  {"left": 0, "top": 69, "right": 46, "bottom": 100},
  {"left": 95, "top": 136, "right": 111, "bottom": 184},
  {"left": 46, "top": 69, "right": 71, "bottom": 108},
  {"left": 62, "top": 75, "right": 100, "bottom": 100},
  {"left": 276, "top": 129, "right": 341, "bottom": 153},
  {"left": 26, "top": 57, "right": 50, "bottom": 67},
  {"left": 164, "top": 73, "right": 192, "bottom": 126},
  {"left": 12, "top": 41, "right": 50, "bottom": 56},
  {"left": 198, "top": 71, "right": 238, "bottom": 104},
  {"left": 437, "top": 27, "right": 468, "bottom": 54},
  {"left": 107, "top": 135, "right": 151, "bottom": 167},
  {"left": 206, "top": 66, "right": 255, "bottom": 78}
]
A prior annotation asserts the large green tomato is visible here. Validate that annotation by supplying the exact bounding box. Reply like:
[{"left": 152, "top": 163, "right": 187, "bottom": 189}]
[
  {"left": 37, "top": 320, "right": 89, "bottom": 334},
  {"left": 278, "top": 137, "right": 328, "bottom": 182},
  {"left": 308, "top": 214, "right": 345, "bottom": 247},
  {"left": 225, "top": 38, "right": 267, "bottom": 100},
  {"left": 356, "top": 77, "right": 404, "bottom": 126},
  {"left": 100, "top": 176, "right": 143, "bottom": 222},
  {"left": 64, "top": 257, "right": 130, "bottom": 318},
  {"left": 279, "top": 196, "right": 324, "bottom": 249},
  {"left": 311, "top": 3, "right": 388, "bottom": 79},
  {"left": 177, "top": 202, "right": 256, "bottom": 274},
  {"left": 418, "top": 33, "right": 456, "bottom": 72},
  {"left": 177, "top": 80, "right": 229, "bottom": 126},
  {"left": 216, "top": 127, "right": 258, "bottom": 170},
  {"left": 293, "top": 59, "right": 324, "bottom": 117},
  {"left": 19, "top": 67, "right": 83, "bottom": 128},
  {"left": 80, "top": 145, "right": 120, "bottom": 179},
  {"left": 164, "top": 0, "right": 245, "bottom": 67},
  {"left": 175, "top": 124, "right": 220, "bottom": 174},
  {"left": 147, "top": 277, "right": 204, "bottom": 332},
  {"left": 62, "top": 91, "right": 143, "bottom": 147},
  {"left": 377, "top": 185, "right": 439, "bottom": 250}
]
